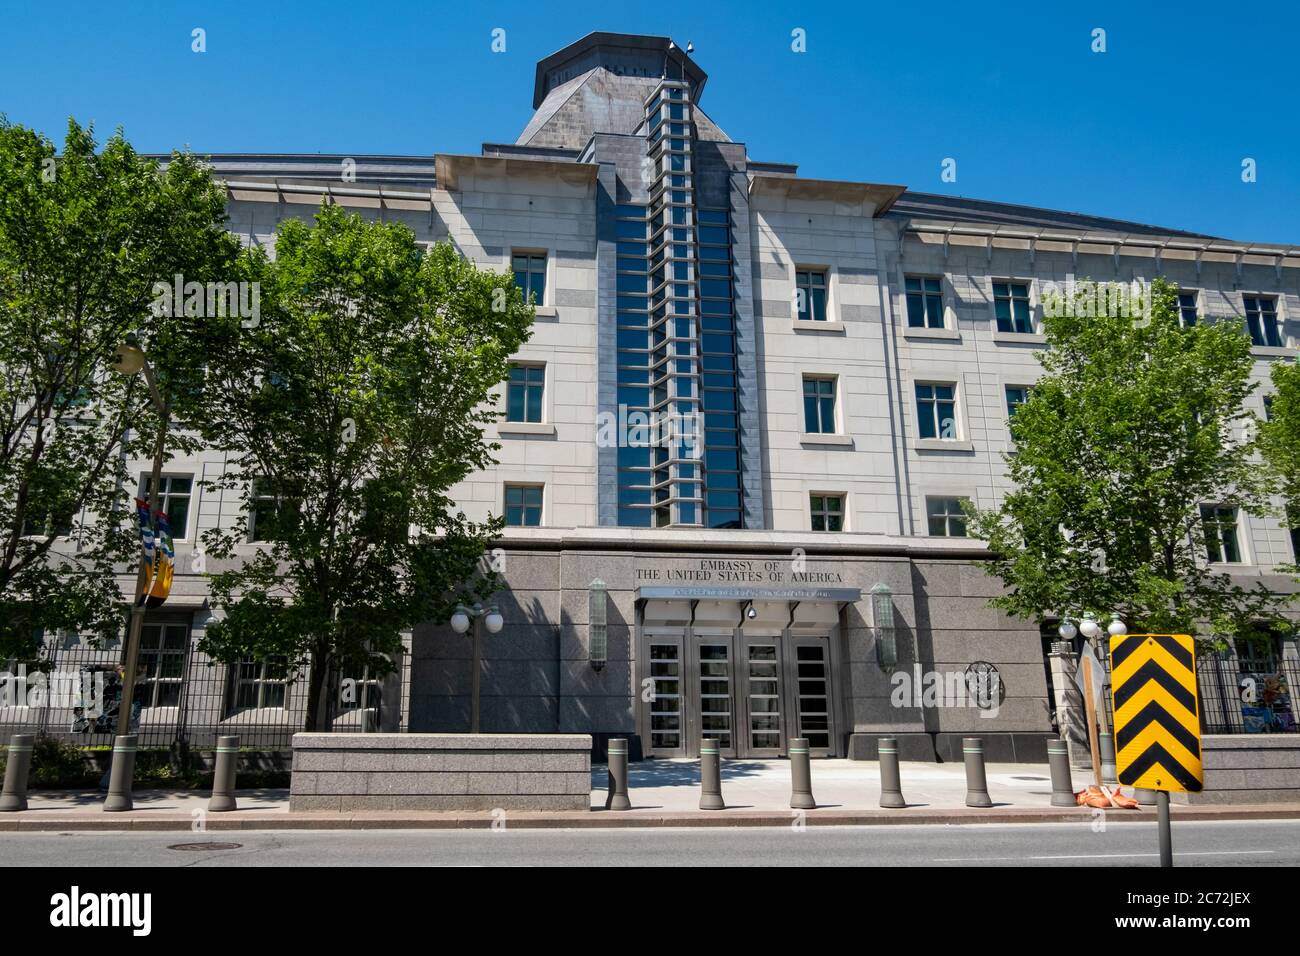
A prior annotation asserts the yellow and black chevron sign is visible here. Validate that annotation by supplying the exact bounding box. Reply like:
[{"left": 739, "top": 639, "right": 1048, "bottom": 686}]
[{"left": 1109, "top": 633, "right": 1203, "bottom": 793}]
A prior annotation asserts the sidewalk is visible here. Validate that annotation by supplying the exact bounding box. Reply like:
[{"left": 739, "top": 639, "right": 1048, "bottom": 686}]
[{"left": 4, "top": 760, "right": 1299, "bottom": 831}]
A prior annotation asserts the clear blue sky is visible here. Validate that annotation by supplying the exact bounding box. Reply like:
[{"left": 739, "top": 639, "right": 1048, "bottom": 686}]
[{"left": 3, "top": 0, "right": 1297, "bottom": 243}]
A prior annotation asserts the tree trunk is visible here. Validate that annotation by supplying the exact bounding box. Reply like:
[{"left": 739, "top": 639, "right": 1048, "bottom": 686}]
[{"left": 303, "top": 644, "right": 333, "bottom": 733}]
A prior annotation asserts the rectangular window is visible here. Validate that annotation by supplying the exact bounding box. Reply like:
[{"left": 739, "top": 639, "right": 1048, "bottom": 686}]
[
  {"left": 810, "top": 494, "right": 844, "bottom": 532},
  {"left": 1005, "top": 386, "right": 1029, "bottom": 417},
  {"left": 905, "top": 276, "right": 944, "bottom": 329},
  {"left": 1291, "top": 525, "right": 1300, "bottom": 562},
  {"left": 229, "top": 659, "right": 287, "bottom": 713},
  {"left": 1201, "top": 505, "right": 1242, "bottom": 563},
  {"left": 993, "top": 281, "right": 1033, "bottom": 334},
  {"left": 802, "top": 376, "right": 837, "bottom": 434},
  {"left": 915, "top": 382, "right": 958, "bottom": 440},
  {"left": 1243, "top": 295, "right": 1282, "bottom": 347},
  {"left": 138, "top": 474, "right": 192, "bottom": 540},
  {"left": 249, "top": 479, "right": 300, "bottom": 543},
  {"left": 1177, "top": 291, "right": 1199, "bottom": 328},
  {"left": 926, "top": 497, "right": 969, "bottom": 537},
  {"left": 512, "top": 252, "right": 547, "bottom": 306},
  {"left": 504, "top": 484, "right": 543, "bottom": 527},
  {"left": 795, "top": 269, "right": 828, "bottom": 322},
  {"left": 136, "top": 622, "right": 189, "bottom": 708},
  {"left": 506, "top": 363, "right": 545, "bottom": 423}
]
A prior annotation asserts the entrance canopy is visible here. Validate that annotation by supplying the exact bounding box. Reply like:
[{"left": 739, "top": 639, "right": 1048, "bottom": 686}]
[{"left": 637, "top": 585, "right": 860, "bottom": 630}]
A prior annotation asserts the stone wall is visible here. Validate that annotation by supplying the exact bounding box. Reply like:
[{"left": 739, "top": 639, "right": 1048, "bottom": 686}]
[
  {"left": 1176, "top": 735, "right": 1300, "bottom": 805},
  {"left": 289, "top": 732, "right": 592, "bottom": 811}
]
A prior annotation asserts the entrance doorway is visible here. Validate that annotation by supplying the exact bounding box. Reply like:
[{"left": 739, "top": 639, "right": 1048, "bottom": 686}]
[{"left": 639, "top": 626, "right": 839, "bottom": 758}]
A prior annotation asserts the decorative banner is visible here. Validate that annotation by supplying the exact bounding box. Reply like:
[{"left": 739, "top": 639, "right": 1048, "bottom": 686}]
[
  {"left": 1109, "top": 633, "right": 1203, "bottom": 793},
  {"left": 134, "top": 498, "right": 156, "bottom": 607},
  {"left": 144, "top": 510, "right": 175, "bottom": 609}
]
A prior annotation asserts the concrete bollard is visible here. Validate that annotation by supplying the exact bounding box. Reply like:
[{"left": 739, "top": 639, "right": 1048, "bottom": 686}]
[
  {"left": 1098, "top": 730, "right": 1117, "bottom": 784},
  {"left": 963, "top": 737, "right": 993, "bottom": 808},
  {"left": 208, "top": 735, "right": 240, "bottom": 812},
  {"left": 1047, "top": 738, "right": 1076, "bottom": 807},
  {"left": 788, "top": 737, "right": 816, "bottom": 809},
  {"left": 0, "top": 734, "right": 35, "bottom": 812},
  {"left": 604, "top": 737, "right": 631, "bottom": 811},
  {"left": 103, "top": 734, "right": 138, "bottom": 812},
  {"left": 877, "top": 736, "right": 906, "bottom": 808},
  {"left": 699, "top": 738, "right": 725, "bottom": 810},
  {"left": 1135, "top": 787, "right": 1157, "bottom": 806}
]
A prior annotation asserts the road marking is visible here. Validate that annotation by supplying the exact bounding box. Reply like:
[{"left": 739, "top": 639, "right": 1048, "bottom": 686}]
[{"left": 934, "top": 850, "right": 1276, "bottom": 862}]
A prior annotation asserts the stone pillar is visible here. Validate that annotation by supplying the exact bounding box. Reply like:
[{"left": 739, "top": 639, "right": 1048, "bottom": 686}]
[{"left": 1048, "top": 642, "right": 1090, "bottom": 770}]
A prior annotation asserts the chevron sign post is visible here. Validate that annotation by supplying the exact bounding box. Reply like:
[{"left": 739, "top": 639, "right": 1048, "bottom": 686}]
[{"left": 1109, "top": 633, "right": 1203, "bottom": 866}]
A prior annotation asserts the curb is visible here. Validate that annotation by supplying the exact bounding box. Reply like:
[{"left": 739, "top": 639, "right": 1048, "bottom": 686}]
[{"left": 3, "top": 804, "right": 1300, "bottom": 832}]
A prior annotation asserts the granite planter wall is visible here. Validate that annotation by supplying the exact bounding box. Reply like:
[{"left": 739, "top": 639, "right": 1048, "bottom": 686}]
[{"left": 289, "top": 732, "right": 592, "bottom": 811}]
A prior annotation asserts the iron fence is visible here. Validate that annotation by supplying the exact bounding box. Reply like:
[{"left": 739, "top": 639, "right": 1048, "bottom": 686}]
[
  {"left": 1094, "top": 641, "right": 1298, "bottom": 736},
  {"left": 1, "top": 631, "right": 389, "bottom": 752}
]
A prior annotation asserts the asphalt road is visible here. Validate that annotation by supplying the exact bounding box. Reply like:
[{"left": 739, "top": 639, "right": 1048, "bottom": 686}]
[{"left": 1, "top": 820, "right": 1297, "bottom": 866}]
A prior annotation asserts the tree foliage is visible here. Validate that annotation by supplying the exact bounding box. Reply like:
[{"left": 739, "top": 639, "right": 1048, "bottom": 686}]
[
  {"left": 0, "top": 117, "right": 235, "bottom": 660},
  {"left": 193, "top": 204, "right": 534, "bottom": 730},
  {"left": 1260, "top": 358, "right": 1300, "bottom": 573},
  {"left": 968, "top": 278, "right": 1293, "bottom": 642}
]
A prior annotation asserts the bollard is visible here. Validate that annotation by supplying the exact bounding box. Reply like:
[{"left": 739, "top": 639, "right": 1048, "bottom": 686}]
[
  {"left": 605, "top": 738, "right": 631, "bottom": 811},
  {"left": 699, "top": 738, "right": 725, "bottom": 810},
  {"left": 788, "top": 737, "right": 816, "bottom": 809},
  {"left": 1098, "top": 730, "right": 1117, "bottom": 785},
  {"left": 963, "top": 737, "right": 993, "bottom": 808},
  {"left": 1135, "top": 787, "right": 1157, "bottom": 806},
  {"left": 0, "top": 734, "right": 35, "bottom": 812},
  {"left": 103, "top": 734, "right": 138, "bottom": 812},
  {"left": 877, "top": 736, "right": 906, "bottom": 808},
  {"left": 208, "top": 735, "right": 240, "bottom": 812},
  {"left": 1047, "top": 738, "right": 1076, "bottom": 807}
]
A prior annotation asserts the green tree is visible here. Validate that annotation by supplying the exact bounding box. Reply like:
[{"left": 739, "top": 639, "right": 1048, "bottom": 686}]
[
  {"left": 0, "top": 117, "right": 235, "bottom": 661},
  {"left": 194, "top": 204, "right": 533, "bottom": 730},
  {"left": 968, "top": 278, "right": 1293, "bottom": 643},
  {"left": 1260, "top": 358, "right": 1300, "bottom": 573}
]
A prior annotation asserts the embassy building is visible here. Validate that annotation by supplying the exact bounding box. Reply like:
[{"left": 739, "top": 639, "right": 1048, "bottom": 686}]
[{"left": 20, "top": 32, "right": 1299, "bottom": 763}]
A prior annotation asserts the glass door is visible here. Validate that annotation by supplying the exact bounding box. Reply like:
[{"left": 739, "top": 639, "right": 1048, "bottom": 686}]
[
  {"left": 787, "top": 637, "right": 834, "bottom": 755},
  {"left": 694, "top": 639, "right": 736, "bottom": 757},
  {"left": 645, "top": 634, "right": 685, "bottom": 757},
  {"left": 740, "top": 638, "right": 785, "bottom": 756}
]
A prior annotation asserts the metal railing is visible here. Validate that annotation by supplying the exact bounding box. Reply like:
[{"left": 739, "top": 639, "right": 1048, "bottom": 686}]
[
  {"left": 1095, "top": 642, "right": 1298, "bottom": 735},
  {"left": 1, "top": 634, "right": 386, "bottom": 751}
]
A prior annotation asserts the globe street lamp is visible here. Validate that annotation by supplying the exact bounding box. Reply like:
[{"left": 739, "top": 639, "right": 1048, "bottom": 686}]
[{"left": 449, "top": 602, "right": 503, "bottom": 733}]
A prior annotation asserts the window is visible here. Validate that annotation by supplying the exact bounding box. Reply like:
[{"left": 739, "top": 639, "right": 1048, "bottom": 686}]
[
  {"left": 905, "top": 276, "right": 944, "bottom": 329},
  {"left": 1177, "top": 291, "right": 1199, "bottom": 328},
  {"left": 138, "top": 474, "right": 192, "bottom": 540},
  {"left": 506, "top": 364, "right": 545, "bottom": 423},
  {"left": 810, "top": 494, "right": 844, "bottom": 532},
  {"left": 915, "top": 382, "right": 958, "bottom": 440},
  {"left": 926, "top": 497, "right": 969, "bottom": 537},
  {"left": 136, "top": 622, "right": 189, "bottom": 708},
  {"left": 802, "top": 376, "right": 837, "bottom": 434},
  {"left": 795, "top": 269, "right": 828, "bottom": 322},
  {"left": 993, "top": 281, "right": 1033, "bottom": 334},
  {"left": 1291, "top": 525, "right": 1300, "bottom": 562},
  {"left": 504, "top": 484, "right": 543, "bottom": 527},
  {"left": 1201, "top": 505, "right": 1242, "bottom": 563},
  {"left": 1005, "top": 386, "right": 1030, "bottom": 417},
  {"left": 512, "top": 252, "right": 546, "bottom": 306},
  {"left": 1243, "top": 296, "right": 1282, "bottom": 348},
  {"left": 249, "top": 479, "right": 300, "bottom": 543},
  {"left": 21, "top": 503, "right": 75, "bottom": 538},
  {"left": 229, "top": 659, "right": 287, "bottom": 713}
]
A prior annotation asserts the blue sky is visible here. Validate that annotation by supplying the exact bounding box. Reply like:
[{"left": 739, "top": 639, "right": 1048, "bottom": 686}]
[{"left": 3, "top": 0, "right": 1296, "bottom": 243}]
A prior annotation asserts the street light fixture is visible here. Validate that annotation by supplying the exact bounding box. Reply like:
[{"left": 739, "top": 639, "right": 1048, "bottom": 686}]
[
  {"left": 109, "top": 334, "right": 171, "bottom": 738},
  {"left": 449, "top": 602, "right": 502, "bottom": 733},
  {"left": 1107, "top": 613, "right": 1129, "bottom": 637},
  {"left": 1078, "top": 612, "right": 1102, "bottom": 641},
  {"left": 1057, "top": 618, "right": 1078, "bottom": 642}
]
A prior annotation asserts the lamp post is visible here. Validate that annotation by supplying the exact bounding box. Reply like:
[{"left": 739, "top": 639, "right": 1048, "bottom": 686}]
[
  {"left": 449, "top": 602, "right": 503, "bottom": 733},
  {"left": 110, "top": 333, "right": 171, "bottom": 738}
]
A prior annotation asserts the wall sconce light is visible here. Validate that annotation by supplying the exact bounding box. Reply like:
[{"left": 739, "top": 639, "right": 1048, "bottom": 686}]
[
  {"left": 870, "top": 582, "right": 896, "bottom": 670},
  {"left": 589, "top": 578, "right": 607, "bottom": 671}
]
